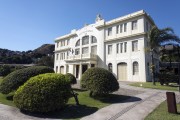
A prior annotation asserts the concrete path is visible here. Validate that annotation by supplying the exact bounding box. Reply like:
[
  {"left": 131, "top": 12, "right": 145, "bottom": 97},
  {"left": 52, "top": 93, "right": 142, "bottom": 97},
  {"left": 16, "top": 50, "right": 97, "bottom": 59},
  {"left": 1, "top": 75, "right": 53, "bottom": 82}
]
[
  {"left": 81, "top": 82, "right": 180, "bottom": 120},
  {"left": 0, "top": 82, "right": 179, "bottom": 120}
]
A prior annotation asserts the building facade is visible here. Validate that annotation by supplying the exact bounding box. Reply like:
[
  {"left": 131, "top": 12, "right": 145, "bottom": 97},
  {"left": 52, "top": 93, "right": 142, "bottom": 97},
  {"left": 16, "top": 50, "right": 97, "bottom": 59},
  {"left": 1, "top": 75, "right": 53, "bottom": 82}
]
[{"left": 54, "top": 10, "right": 159, "bottom": 82}]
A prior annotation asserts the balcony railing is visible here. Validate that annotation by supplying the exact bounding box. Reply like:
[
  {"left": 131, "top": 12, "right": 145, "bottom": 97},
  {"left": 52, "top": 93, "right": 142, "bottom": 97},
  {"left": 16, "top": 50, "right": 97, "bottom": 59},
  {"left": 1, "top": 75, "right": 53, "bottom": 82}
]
[{"left": 65, "top": 53, "right": 97, "bottom": 61}]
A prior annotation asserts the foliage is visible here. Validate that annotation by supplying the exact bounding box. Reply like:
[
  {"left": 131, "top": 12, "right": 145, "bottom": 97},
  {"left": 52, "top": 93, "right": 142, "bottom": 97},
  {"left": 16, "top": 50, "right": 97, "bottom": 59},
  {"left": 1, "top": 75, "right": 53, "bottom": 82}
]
[
  {"left": 149, "top": 26, "right": 180, "bottom": 49},
  {"left": 80, "top": 67, "right": 119, "bottom": 97},
  {"left": 158, "top": 72, "right": 179, "bottom": 85},
  {"left": 36, "top": 56, "right": 54, "bottom": 68},
  {"left": 0, "top": 65, "right": 11, "bottom": 76},
  {"left": 65, "top": 73, "right": 77, "bottom": 85},
  {"left": 0, "top": 66, "right": 54, "bottom": 94},
  {"left": 0, "top": 44, "right": 54, "bottom": 64},
  {"left": 148, "top": 26, "right": 180, "bottom": 85},
  {"left": 13, "top": 73, "right": 71, "bottom": 113}
]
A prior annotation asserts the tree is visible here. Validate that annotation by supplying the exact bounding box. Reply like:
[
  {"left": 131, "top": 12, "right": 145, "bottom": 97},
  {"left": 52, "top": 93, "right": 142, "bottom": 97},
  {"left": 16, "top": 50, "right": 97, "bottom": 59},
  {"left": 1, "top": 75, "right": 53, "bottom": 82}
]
[
  {"left": 36, "top": 56, "right": 54, "bottom": 68},
  {"left": 148, "top": 26, "right": 180, "bottom": 85}
]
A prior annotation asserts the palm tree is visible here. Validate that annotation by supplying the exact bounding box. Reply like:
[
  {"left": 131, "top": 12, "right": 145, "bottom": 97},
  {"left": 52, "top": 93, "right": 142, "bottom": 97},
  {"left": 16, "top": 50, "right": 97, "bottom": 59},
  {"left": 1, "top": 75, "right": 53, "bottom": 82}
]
[{"left": 148, "top": 26, "right": 180, "bottom": 85}]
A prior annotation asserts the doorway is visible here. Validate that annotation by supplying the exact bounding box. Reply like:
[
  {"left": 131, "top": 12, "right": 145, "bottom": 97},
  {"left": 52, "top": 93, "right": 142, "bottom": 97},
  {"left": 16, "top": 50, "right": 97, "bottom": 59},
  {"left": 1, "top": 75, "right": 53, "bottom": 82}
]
[
  {"left": 117, "top": 63, "right": 127, "bottom": 81},
  {"left": 82, "top": 65, "right": 88, "bottom": 74}
]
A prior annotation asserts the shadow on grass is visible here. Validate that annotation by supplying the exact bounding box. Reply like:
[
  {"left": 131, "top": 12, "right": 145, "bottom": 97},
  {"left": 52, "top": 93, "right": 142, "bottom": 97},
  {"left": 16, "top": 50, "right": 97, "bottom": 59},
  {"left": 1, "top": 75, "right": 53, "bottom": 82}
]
[
  {"left": 21, "top": 105, "right": 98, "bottom": 119},
  {"left": 92, "top": 94, "right": 141, "bottom": 104}
]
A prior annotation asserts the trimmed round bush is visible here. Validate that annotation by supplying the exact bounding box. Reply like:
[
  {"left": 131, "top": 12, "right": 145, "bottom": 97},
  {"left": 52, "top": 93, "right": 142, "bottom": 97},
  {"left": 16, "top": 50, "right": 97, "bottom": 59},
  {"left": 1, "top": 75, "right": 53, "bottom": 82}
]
[
  {"left": 13, "top": 73, "right": 71, "bottom": 113},
  {"left": 65, "top": 73, "right": 77, "bottom": 85},
  {"left": 80, "top": 67, "right": 119, "bottom": 97},
  {"left": 0, "top": 66, "right": 54, "bottom": 94}
]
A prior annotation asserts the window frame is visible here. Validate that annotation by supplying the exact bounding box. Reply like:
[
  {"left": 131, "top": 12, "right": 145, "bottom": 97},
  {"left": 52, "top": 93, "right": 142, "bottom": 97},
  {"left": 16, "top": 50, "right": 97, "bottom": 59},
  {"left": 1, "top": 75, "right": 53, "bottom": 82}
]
[
  {"left": 132, "top": 40, "right": 138, "bottom": 52},
  {"left": 132, "top": 20, "right": 137, "bottom": 30},
  {"left": 107, "top": 27, "right": 112, "bottom": 36},
  {"left": 108, "top": 45, "right": 112, "bottom": 55},
  {"left": 133, "top": 61, "right": 139, "bottom": 75}
]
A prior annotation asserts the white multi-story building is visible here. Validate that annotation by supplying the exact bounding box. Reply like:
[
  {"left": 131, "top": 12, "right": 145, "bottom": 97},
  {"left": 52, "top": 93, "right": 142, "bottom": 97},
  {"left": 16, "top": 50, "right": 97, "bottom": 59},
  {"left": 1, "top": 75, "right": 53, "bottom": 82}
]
[{"left": 54, "top": 10, "right": 159, "bottom": 82}]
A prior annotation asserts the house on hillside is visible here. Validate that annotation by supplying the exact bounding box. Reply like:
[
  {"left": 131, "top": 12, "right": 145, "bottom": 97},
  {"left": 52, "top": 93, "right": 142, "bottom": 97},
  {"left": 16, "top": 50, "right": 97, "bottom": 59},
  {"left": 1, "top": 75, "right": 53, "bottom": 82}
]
[{"left": 54, "top": 10, "right": 159, "bottom": 82}]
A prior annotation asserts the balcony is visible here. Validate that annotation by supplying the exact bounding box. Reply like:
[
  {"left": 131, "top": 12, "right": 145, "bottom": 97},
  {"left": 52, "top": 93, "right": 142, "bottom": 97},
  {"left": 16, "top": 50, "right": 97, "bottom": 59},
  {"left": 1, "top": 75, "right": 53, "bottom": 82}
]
[{"left": 65, "top": 53, "right": 97, "bottom": 61}]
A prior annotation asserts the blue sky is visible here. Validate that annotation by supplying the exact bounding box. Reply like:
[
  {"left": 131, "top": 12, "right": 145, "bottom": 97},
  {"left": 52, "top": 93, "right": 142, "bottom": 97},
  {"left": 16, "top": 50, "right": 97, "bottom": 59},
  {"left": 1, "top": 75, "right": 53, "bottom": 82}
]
[{"left": 0, "top": 0, "right": 180, "bottom": 51}]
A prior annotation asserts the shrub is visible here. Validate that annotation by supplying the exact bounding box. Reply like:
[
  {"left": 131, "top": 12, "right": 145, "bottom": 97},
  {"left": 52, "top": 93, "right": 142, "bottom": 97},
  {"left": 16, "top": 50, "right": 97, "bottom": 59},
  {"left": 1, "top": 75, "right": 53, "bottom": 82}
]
[
  {"left": 13, "top": 73, "right": 71, "bottom": 113},
  {"left": 0, "top": 66, "right": 54, "bottom": 94},
  {"left": 80, "top": 67, "right": 119, "bottom": 97},
  {"left": 65, "top": 73, "right": 77, "bottom": 85},
  {"left": 159, "top": 72, "right": 179, "bottom": 85},
  {"left": 0, "top": 65, "right": 11, "bottom": 76}
]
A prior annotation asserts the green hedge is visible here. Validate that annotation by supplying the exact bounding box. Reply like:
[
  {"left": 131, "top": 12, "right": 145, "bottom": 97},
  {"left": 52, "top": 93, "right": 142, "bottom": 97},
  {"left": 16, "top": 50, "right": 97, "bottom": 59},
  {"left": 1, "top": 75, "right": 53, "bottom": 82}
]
[
  {"left": 81, "top": 67, "right": 119, "bottom": 97},
  {"left": 0, "top": 66, "right": 54, "bottom": 94},
  {"left": 65, "top": 73, "right": 77, "bottom": 85},
  {"left": 13, "top": 73, "right": 71, "bottom": 113}
]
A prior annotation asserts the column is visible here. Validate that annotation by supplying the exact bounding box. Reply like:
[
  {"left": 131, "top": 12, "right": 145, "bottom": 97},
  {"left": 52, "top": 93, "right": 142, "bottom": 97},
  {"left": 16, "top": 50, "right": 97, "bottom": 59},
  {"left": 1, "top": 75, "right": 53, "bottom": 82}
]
[{"left": 79, "top": 64, "right": 82, "bottom": 79}]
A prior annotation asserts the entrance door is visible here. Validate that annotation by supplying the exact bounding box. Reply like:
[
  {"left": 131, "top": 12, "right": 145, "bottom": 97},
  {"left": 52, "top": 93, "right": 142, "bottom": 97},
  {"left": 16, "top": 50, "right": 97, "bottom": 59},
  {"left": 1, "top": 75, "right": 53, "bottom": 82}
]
[
  {"left": 117, "top": 63, "right": 127, "bottom": 81},
  {"left": 60, "top": 66, "right": 64, "bottom": 74},
  {"left": 76, "top": 65, "right": 79, "bottom": 78},
  {"left": 82, "top": 65, "right": 88, "bottom": 74}
]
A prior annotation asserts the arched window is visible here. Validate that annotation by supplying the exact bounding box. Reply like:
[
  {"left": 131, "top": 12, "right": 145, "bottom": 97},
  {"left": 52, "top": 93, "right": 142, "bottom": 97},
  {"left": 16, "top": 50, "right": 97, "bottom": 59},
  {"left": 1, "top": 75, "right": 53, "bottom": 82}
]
[
  {"left": 133, "top": 62, "right": 139, "bottom": 75},
  {"left": 75, "top": 39, "right": 80, "bottom": 47},
  {"left": 91, "top": 36, "right": 97, "bottom": 43},
  {"left": 108, "top": 63, "right": 112, "bottom": 72},
  {"left": 82, "top": 36, "right": 89, "bottom": 45}
]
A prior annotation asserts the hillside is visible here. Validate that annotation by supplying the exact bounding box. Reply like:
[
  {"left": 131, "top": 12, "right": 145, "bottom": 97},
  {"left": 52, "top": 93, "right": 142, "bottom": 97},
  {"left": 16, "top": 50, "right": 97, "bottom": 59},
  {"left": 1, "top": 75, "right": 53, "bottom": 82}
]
[
  {"left": 0, "top": 44, "right": 55, "bottom": 64},
  {"left": 33, "top": 44, "right": 54, "bottom": 55}
]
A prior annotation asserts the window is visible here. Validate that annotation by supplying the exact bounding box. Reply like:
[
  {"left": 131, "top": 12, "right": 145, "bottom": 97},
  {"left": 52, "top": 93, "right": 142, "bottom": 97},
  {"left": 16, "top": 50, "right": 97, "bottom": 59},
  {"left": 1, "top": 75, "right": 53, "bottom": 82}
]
[
  {"left": 91, "top": 36, "right": 97, "bottom": 43},
  {"left": 60, "top": 53, "right": 64, "bottom": 60},
  {"left": 108, "top": 63, "right": 112, "bottom": 72},
  {"left": 146, "top": 22, "right": 149, "bottom": 31},
  {"left": 124, "top": 42, "right": 127, "bottom": 52},
  {"left": 56, "top": 66, "right": 58, "bottom": 73},
  {"left": 132, "top": 20, "right": 137, "bottom": 30},
  {"left": 75, "top": 48, "right": 80, "bottom": 55},
  {"left": 108, "top": 45, "right": 112, "bottom": 55},
  {"left": 116, "top": 43, "right": 119, "bottom": 53},
  {"left": 108, "top": 27, "right": 112, "bottom": 36},
  {"left": 82, "top": 36, "right": 89, "bottom": 45},
  {"left": 75, "top": 39, "right": 80, "bottom": 47},
  {"left": 61, "top": 40, "right": 65, "bottom": 46},
  {"left": 60, "top": 66, "right": 64, "bottom": 74},
  {"left": 57, "top": 42, "right": 59, "bottom": 48},
  {"left": 116, "top": 25, "right": 119, "bottom": 34},
  {"left": 120, "top": 24, "right": 123, "bottom": 33},
  {"left": 132, "top": 41, "right": 138, "bottom": 51},
  {"left": 67, "top": 51, "right": 70, "bottom": 56},
  {"left": 91, "top": 45, "right": 97, "bottom": 54},
  {"left": 56, "top": 54, "right": 59, "bottom": 60},
  {"left": 82, "top": 47, "right": 89, "bottom": 54},
  {"left": 67, "top": 39, "right": 70, "bottom": 45},
  {"left": 63, "top": 53, "right": 65, "bottom": 59},
  {"left": 133, "top": 62, "right": 139, "bottom": 75},
  {"left": 66, "top": 65, "right": 69, "bottom": 73},
  {"left": 124, "top": 23, "right": 127, "bottom": 32},
  {"left": 120, "top": 43, "right": 123, "bottom": 53}
]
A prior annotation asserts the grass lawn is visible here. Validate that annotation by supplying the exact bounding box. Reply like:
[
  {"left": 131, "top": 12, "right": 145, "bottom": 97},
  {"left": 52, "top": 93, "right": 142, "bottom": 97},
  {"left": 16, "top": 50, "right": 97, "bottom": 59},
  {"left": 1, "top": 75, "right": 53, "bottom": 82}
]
[
  {"left": 130, "top": 82, "right": 179, "bottom": 91},
  {"left": 145, "top": 101, "right": 180, "bottom": 120}
]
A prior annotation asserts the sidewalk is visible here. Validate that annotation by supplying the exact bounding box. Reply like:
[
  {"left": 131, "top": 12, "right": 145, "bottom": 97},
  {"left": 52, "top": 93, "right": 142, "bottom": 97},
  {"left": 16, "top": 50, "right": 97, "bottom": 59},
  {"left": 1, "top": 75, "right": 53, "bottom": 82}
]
[{"left": 81, "top": 82, "right": 180, "bottom": 120}]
